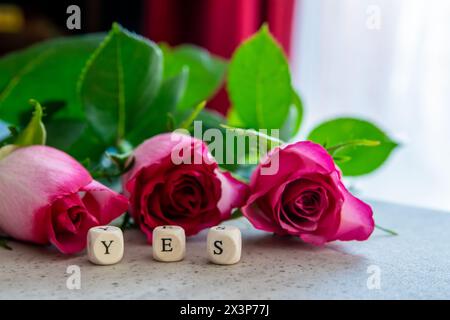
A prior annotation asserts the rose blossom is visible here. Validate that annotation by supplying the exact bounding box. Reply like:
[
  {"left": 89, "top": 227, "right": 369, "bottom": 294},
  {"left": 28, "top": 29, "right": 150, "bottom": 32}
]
[
  {"left": 242, "top": 141, "right": 374, "bottom": 245},
  {"left": 123, "top": 132, "right": 248, "bottom": 242},
  {"left": 0, "top": 146, "right": 128, "bottom": 254}
]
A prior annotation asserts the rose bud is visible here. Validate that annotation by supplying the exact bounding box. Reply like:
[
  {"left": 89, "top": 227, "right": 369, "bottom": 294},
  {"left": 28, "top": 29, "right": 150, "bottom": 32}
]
[
  {"left": 123, "top": 132, "right": 248, "bottom": 242},
  {"left": 0, "top": 146, "right": 128, "bottom": 254},
  {"left": 242, "top": 141, "right": 374, "bottom": 245}
]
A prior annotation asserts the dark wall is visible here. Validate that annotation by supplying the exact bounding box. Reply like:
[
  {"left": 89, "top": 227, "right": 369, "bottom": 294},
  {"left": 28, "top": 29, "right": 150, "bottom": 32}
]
[{"left": 0, "top": 0, "right": 144, "bottom": 55}]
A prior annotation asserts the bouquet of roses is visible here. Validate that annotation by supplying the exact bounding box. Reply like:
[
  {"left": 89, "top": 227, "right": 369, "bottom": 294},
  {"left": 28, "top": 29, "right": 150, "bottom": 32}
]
[{"left": 0, "top": 24, "right": 397, "bottom": 253}]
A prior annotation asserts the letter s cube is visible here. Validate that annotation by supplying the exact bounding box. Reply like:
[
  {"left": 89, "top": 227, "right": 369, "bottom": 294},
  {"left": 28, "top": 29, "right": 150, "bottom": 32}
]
[
  {"left": 207, "top": 225, "right": 241, "bottom": 265},
  {"left": 152, "top": 225, "right": 186, "bottom": 262},
  {"left": 87, "top": 226, "right": 124, "bottom": 265}
]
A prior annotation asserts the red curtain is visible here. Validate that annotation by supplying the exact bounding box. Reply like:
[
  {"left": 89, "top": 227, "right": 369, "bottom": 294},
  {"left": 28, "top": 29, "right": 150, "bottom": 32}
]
[{"left": 144, "top": 0, "right": 296, "bottom": 115}]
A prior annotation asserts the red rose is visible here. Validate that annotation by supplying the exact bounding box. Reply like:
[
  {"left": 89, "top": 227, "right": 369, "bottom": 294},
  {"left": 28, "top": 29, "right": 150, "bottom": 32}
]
[
  {"left": 243, "top": 141, "right": 374, "bottom": 245},
  {"left": 123, "top": 133, "right": 248, "bottom": 242},
  {"left": 0, "top": 146, "right": 128, "bottom": 254}
]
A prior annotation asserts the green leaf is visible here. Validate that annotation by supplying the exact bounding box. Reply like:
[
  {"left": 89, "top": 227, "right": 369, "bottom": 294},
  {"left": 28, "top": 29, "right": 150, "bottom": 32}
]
[
  {"left": 66, "top": 125, "right": 107, "bottom": 164},
  {"left": 179, "top": 101, "right": 206, "bottom": 129},
  {"left": 226, "top": 108, "right": 245, "bottom": 127},
  {"left": 78, "top": 23, "right": 163, "bottom": 145},
  {"left": 228, "top": 25, "right": 292, "bottom": 129},
  {"left": 195, "top": 109, "right": 227, "bottom": 131},
  {"left": 221, "top": 125, "right": 284, "bottom": 166},
  {"left": 227, "top": 85, "right": 302, "bottom": 142},
  {"left": 126, "top": 68, "right": 189, "bottom": 146},
  {"left": 162, "top": 44, "right": 227, "bottom": 110},
  {"left": 17, "top": 100, "right": 66, "bottom": 126},
  {"left": 45, "top": 118, "right": 86, "bottom": 150},
  {"left": 280, "top": 89, "right": 304, "bottom": 140},
  {"left": 327, "top": 139, "right": 381, "bottom": 155},
  {"left": 332, "top": 155, "right": 352, "bottom": 163},
  {"left": 307, "top": 118, "right": 398, "bottom": 176},
  {"left": 189, "top": 110, "right": 235, "bottom": 170},
  {"left": 221, "top": 124, "right": 285, "bottom": 149},
  {"left": 290, "top": 89, "right": 304, "bottom": 136},
  {"left": 14, "top": 99, "right": 46, "bottom": 146},
  {"left": 0, "top": 33, "right": 104, "bottom": 124},
  {"left": 178, "top": 109, "right": 242, "bottom": 172},
  {"left": 166, "top": 113, "right": 176, "bottom": 132}
]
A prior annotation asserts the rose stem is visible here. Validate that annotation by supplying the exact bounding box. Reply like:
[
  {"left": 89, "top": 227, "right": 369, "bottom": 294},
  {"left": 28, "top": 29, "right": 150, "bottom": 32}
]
[{"left": 375, "top": 224, "right": 398, "bottom": 236}]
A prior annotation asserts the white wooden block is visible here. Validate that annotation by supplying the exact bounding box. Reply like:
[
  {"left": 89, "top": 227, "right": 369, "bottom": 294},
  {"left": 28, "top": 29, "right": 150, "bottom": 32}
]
[
  {"left": 152, "top": 225, "right": 185, "bottom": 262},
  {"left": 207, "top": 225, "right": 241, "bottom": 265},
  {"left": 87, "top": 226, "right": 124, "bottom": 265}
]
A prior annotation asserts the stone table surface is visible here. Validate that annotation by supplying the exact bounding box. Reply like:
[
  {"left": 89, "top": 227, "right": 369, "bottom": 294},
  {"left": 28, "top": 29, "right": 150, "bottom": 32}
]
[{"left": 1, "top": 200, "right": 449, "bottom": 300}]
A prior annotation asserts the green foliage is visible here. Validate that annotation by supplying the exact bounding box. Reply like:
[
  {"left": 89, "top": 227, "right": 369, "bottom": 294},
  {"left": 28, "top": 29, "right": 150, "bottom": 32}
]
[
  {"left": 0, "top": 34, "right": 103, "bottom": 123},
  {"left": 161, "top": 44, "right": 227, "bottom": 111},
  {"left": 14, "top": 99, "right": 46, "bottom": 146},
  {"left": 227, "top": 25, "right": 296, "bottom": 131},
  {"left": 179, "top": 101, "right": 207, "bottom": 130},
  {"left": 0, "top": 24, "right": 233, "bottom": 177},
  {"left": 280, "top": 89, "right": 303, "bottom": 140},
  {"left": 0, "top": 100, "right": 46, "bottom": 160},
  {"left": 221, "top": 124, "right": 284, "bottom": 150},
  {"left": 78, "top": 23, "right": 163, "bottom": 145},
  {"left": 45, "top": 119, "right": 86, "bottom": 151},
  {"left": 0, "top": 22, "right": 397, "bottom": 181},
  {"left": 308, "top": 118, "right": 398, "bottom": 176},
  {"left": 126, "top": 68, "right": 189, "bottom": 146}
]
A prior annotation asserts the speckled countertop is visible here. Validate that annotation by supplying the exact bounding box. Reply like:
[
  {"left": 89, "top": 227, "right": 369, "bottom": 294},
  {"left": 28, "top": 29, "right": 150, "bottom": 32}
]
[{"left": 1, "top": 200, "right": 449, "bottom": 299}]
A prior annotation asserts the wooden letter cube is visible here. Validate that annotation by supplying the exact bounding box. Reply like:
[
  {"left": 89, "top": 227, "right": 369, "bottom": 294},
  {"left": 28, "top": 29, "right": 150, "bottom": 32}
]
[
  {"left": 87, "top": 226, "right": 124, "bottom": 265},
  {"left": 152, "top": 225, "right": 185, "bottom": 262},
  {"left": 207, "top": 225, "right": 241, "bottom": 265}
]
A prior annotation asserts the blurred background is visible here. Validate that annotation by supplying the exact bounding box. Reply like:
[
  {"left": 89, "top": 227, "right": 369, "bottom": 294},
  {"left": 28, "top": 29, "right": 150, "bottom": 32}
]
[{"left": 0, "top": 0, "right": 449, "bottom": 212}]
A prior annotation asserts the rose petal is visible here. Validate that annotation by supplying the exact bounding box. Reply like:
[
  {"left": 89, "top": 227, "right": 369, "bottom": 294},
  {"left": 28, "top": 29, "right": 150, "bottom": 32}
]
[
  {"left": 284, "top": 141, "right": 336, "bottom": 174},
  {"left": 333, "top": 183, "right": 375, "bottom": 241},
  {"left": 124, "top": 132, "right": 211, "bottom": 186},
  {"left": 0, "top": 146, "right": 91, "bottom": 243},
  {"left": 242, "top": 201, "right": 284, "bottom": 233},
  {"left": 247, "top": 141, "right": 336, "bottom": 207},
  {"left": 47, "top": 199, "right": 99, "bottom": 254},
  {"left": 81, "top": 180, "right": 128, "bottom": 225},
  {"left": 216, "top": 170, "right": 248, "bottom": 219}
]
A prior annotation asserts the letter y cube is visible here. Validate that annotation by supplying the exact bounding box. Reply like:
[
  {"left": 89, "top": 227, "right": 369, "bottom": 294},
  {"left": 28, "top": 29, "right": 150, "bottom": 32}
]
[{"left": 87, "top": 226, "right": 124, "bottom": 265}]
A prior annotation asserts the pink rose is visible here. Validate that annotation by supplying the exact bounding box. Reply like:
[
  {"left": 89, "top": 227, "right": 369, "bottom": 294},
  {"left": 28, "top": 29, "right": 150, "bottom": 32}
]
[
  {"left": 0, "top": 146, "right": 128, "bottom": 254},
  {"left": 123, "top": 133, "right": 248, "bottom": 242},
  {"left": 242, "top": 141, "right": 374, "bottom": 245}
]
